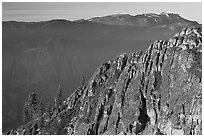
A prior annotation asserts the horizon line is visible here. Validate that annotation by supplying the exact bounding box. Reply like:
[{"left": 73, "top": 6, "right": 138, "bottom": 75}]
[{"left": 2, "top": 12, "right": 201, "bottom": 24}]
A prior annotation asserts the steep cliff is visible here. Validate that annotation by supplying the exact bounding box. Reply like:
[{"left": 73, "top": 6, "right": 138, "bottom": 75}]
[{"left": 7, "top": 27, "right": 202, "bottom": 135}]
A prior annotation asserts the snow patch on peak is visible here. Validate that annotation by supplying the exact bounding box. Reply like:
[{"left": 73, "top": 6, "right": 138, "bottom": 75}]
[
  {"left": 144, "top": 13, "right": 159, "bottom": 18},
  {"left": 109, "top": 14, "right": 123, "bottom": 17},
  {"left": 107, "top": 14, "right": 131, "bottom": 18},
  {"left": 160, "top": 12, "right": 170, "bottom": 17}
]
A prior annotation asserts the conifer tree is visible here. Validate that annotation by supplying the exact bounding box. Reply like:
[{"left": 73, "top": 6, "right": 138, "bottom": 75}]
[
  {"left": 27, "top": 92, "right": 38, "bottom": 119},
  {"left": 55, "top": 85, "right": 62, "bottom": 112},
  {"left": 37, "top": 102, "right": 44, "bottom": 128},
  {"left": 45, "top": 103, "right": 52, "bottom": 119},
  {"left": 28, "top": 92, "right": 38, "bottom": 112},
  {"left": 23, "top": 102, "right": 31, "bottom": 124},
  {"left": 80, "top": 74, "right": 85, "bottom": 86},
  {"left": 38, "top": 102, "right": 44, "bottom": 116}
]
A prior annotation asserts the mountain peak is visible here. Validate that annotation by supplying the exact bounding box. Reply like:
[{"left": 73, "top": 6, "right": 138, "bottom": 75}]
[
  {"left": 143, "top": 13, "right": 159, "bottom": 17},
  {"left": 159, "top": 12, "right": 170, "bottom": 17}
]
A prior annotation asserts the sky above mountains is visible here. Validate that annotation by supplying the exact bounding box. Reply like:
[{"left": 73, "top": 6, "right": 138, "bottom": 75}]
[{"left": 2, "top": 2, "right": 202, "bottom": 23}]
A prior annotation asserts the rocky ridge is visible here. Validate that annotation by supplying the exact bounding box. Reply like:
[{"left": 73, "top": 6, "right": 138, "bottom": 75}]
[{"left": 7, "top": 27, "right": 202, "bottom": 135}]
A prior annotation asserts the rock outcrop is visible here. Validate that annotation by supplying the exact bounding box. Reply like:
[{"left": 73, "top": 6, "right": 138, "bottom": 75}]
[{"left": 7, "top": 27, "right": 202, "bottom": 135}]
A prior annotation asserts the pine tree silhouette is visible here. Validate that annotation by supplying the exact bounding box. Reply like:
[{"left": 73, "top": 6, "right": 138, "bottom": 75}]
[
  {"left": 28, "top": 92, "right": 37, "bottom": 112},
  {"left": 37, "top": 101, "right": 44, "bottom": 129},
  {"left": 55, "top": 85, "right": 62, "bottom": 112},
  {"left": 80, "top": 74, "right": 85, "bottom": 86},
  {"left": 27, "top": 92, "right": 38, "bottom": 120},
  {"left": 23, "top": 102, "right": 31, "bottom": 124},
  {"left": 38, "top": 102, "right": 44, "bottom": 116},
  {"left": 45, "top": 103, "right": 52, "bottom": 119},
  {"left": 23, "top": 92, "right": 38, "bottom": 124}
]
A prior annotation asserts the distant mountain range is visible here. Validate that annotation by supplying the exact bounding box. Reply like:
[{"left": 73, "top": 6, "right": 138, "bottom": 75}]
[
  {"left": 2, "top": 12, "right": 201, "bottom": 132},
  {"left": 88, "top": 12, "right": 199, "bottom": 27}
]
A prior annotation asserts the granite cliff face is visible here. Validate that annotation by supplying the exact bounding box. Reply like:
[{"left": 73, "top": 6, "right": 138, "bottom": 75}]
[{"left": 7, "top": 27, "right": 202, "bottom": 135}]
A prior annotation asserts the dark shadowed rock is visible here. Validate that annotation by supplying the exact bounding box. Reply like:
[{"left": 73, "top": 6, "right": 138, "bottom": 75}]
[{"left": 6, "top": 27, "right": 202, "bottom": 135}]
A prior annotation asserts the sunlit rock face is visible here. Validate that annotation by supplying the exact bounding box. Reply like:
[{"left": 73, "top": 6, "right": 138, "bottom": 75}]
[{"left": 7, "top": 27, "right": 202, "bottom": 135}]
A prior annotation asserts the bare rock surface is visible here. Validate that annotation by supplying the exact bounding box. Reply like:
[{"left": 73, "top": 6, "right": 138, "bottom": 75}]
[{"left": 7, "top": 27, "right": 202, "bottom": 135}]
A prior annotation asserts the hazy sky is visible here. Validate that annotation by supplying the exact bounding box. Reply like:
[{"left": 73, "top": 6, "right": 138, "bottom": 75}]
[{"left": 2, "top": 2, "right": 202, "bottom": 23}]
